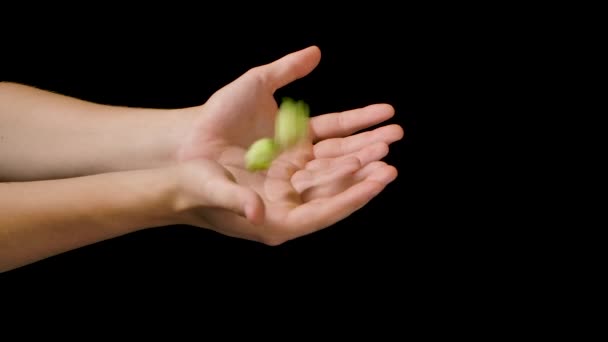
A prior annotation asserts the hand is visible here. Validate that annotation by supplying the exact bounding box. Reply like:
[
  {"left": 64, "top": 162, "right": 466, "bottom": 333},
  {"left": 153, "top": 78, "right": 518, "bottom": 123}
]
[
  {"left": 172, "top": 46, "right": 404, "bottom": 244},
  {"left": 171, "top": 150, "right": 398, "bottom": 245}
]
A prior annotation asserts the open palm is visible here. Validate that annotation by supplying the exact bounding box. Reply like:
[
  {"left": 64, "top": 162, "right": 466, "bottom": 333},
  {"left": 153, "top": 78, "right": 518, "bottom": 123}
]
[{"left": 176, "top": 46, "right": 403, "bottom": 244}]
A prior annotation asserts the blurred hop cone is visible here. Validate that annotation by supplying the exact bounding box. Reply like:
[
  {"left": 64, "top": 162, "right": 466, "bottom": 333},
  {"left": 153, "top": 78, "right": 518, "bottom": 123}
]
[
  {"left": 245, "top": 138, "right": 280, "bottom": 171},
  {"left": 274, "top": 97, "right": 310, "bottom": 150}
]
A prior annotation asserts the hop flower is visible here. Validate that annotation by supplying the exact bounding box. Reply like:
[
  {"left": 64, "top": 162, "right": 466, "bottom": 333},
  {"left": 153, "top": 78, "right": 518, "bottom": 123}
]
[
  {"left": 245, "top": 138, "right": 280, "bottom": 171},
  {"left": 244, "top": 98, "right": 310, "bottom": 171},
  {"left": 274, "top": 97, "right": 310, "bottom": 150}
]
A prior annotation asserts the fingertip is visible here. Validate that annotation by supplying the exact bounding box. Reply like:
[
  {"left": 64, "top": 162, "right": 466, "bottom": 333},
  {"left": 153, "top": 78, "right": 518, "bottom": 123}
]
[
  {"left": 245, "top": 194, "right": 265, "bottom": 225},
  {"left": 306, "top": 45, "right": 322, "bottom": 68},
  {"left": 383, "top": 103, "right": 396, "bottom": 116},
  {"left": 376, "top": 165, "right": 398, "bottom": 184},
  {"left": 305, "top": 45, "right": 321, "bottom": 58},
  {"left": 371, "top": 141, "right": 390, "bottom": 158},
  {"left": 394, "top": 124, "right": 405, "bottom": 141},
  {"left": 378, "top": 124, "right": 404, "bottom": 143},
  {"left": 370, "top": 103, "right": 395, "bottom": 119},
  {"left": 361, "top": 162, "right": 398, "bottom": 186},
  {"left": 343, "top": 161, "right": 361, "bottom": 176},
  {"left": 385, "top": 165, "right": 398, "bottom": 182}
]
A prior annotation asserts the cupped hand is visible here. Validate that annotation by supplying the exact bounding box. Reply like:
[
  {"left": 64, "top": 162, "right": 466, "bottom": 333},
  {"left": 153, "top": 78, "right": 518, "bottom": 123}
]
[
  {"left": 172, "top": 147, "right": 399, "bottom": 245},
  {"left": 173, "top": 46, "right": 404, "bottom": 244}
]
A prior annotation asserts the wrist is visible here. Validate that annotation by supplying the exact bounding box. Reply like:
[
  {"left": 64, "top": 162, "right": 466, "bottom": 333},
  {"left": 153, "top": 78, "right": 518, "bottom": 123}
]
[
  {"left": 122, "top": 166, "right": 183, "bottom": 229},
  {"left": 157, "top": 162, "right": 204, "bottom": 226},
  {"left": 162, "top": 160, "right": 220, "bottom": 229},
  {"left": 169, "top": 105, "right": 201, "bottom": 164},
  {"left": 124, "top": 105, "right": 200, "bottom": 170}
]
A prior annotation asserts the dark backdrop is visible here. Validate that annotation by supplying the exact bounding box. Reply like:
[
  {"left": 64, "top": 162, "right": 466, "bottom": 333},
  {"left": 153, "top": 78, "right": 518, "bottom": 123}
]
[{"left": 1, "top": 16, "right": 505, "bottom": 298}]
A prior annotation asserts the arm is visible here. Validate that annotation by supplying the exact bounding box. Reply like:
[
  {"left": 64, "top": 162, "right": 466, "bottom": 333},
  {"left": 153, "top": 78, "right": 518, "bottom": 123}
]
[
  {"left": 0, "top": 46, "right": 401, "bottom": 271},
  {"left": 0, "top": 168, "right": 176, "bottom": 272},
  {"left": 0, "top": 82, "right": 196, "bottom": 181}
]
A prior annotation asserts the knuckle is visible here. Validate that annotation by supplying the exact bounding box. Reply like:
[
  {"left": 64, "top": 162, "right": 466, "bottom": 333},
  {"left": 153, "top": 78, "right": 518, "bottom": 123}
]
[
  {"left": 336, "top": 111, "right": 346, "bottom": 130},
  {"left": 246, "top": 67, "right": 270, "bottom": 86}
]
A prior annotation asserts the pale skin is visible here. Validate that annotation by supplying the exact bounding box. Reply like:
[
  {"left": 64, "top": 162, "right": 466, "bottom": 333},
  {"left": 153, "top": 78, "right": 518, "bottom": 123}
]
[{"left": 0, "top": 46, "right": 404, "bottom": 272}]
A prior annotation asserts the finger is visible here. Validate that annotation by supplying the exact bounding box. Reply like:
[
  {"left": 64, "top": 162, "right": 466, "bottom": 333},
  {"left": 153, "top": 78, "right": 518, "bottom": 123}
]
[
  {"left": 207, "top": 180, "right": 265, "bottom": 225},
  {"left": 275, "top": 140, "right": 314, "bottom": 169},
  {"left": 299, "top": 161, "right": 397, "bottom": 203},
  {"left": 314, "top": 124, "right": 403, "bottom": 158},
  {"left": 267, "top": 141, "right": 314, "bottom": 180},
  {"left": 353, "top": 161, "right": 398, "bottom": 184},
  {"left": 292, "top": 156, "right": 360, "bottom": 194},
  {"left": 287, "top": 178, "right": 395, "bottom": 237},
  {"left": 310, "top": 103, "right": 395, "bottom": 142},
  {"left": 352, "top": 161, "right": 388, "bottom": 179},
  {"left": 299, "top": 163, "right": 355, "bottom": 202},
  {"left": 299, "top": 161, "right": 390, "bottom": 196},
  {"left": 255, "top": 142, "right": 314, "bottom": 205},
  {"left": 254, "top": 46, "right": 321, "bottom": 91},
  {"left": 306, "top": 142, "right": 389, "bottom": 171}
]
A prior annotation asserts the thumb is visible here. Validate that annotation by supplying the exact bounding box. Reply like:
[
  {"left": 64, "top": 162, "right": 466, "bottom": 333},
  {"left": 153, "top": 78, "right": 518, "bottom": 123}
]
[
  {"left": 206, "top": 179, "right": 265, "bottom": 225},
  {"left": 259, "top": 45, "right": 321, "bottom": 91}
]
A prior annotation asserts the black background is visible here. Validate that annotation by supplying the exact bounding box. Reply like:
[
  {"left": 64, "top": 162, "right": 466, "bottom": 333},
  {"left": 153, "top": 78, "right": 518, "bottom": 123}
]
[{"left": 0, "top": 12, "right": 512, "bottom": 299}]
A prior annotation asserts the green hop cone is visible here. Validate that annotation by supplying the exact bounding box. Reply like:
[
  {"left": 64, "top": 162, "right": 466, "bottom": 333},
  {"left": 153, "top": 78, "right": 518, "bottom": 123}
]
[
  {"left": 274, "top": 97, "right": 310, "bottom": 150},
  {"left": 245, "top": 138, "right": 280, "bottom": 171}
]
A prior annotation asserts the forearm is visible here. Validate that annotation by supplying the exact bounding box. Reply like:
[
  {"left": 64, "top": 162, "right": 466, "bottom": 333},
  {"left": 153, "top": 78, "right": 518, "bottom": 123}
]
[
  {"left": 0, "top": 82, "right": 197, "bottom": 181},
  {"left": 0, "top": 168, "right": 176, "bottom": 272}
]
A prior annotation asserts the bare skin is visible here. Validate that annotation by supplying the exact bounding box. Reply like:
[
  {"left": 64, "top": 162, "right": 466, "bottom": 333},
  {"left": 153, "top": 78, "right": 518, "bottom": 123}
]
[{"left": 0, "top": 46, "right": 403, "bottom": 272}]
